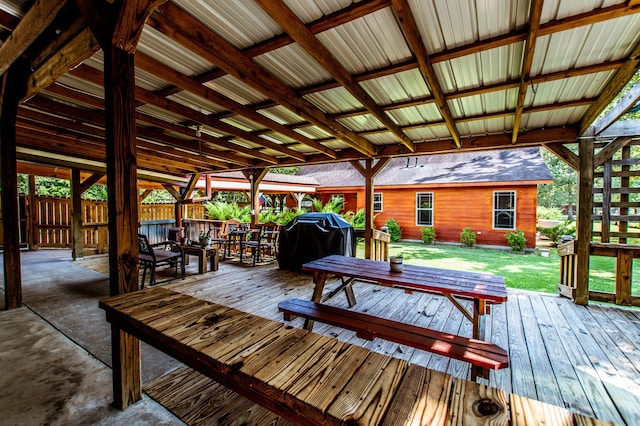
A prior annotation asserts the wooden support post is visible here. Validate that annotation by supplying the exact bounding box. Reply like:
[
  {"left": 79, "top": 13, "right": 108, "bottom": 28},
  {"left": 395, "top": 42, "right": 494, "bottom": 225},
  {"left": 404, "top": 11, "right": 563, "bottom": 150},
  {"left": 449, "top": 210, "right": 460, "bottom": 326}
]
[
  {"left": 619, "top": 146, "right": 630, "bottom": 244},
  {"left": 0, "top": 61, "right": 28, "bottom": 310},
  {"left": 350, "top": 158, "right": 390, "bottom": 259},
  {"left": 28, "top": 174, "right": 37, "bottom": 250},
  {"left": 70, "top": 169, "right": 84, "bottom": 260},
  {"left": 575, "top": 139, "right": 594, "bottom": 305},
  {"left": 601, "top": 160, "right": 611, "bottom": 243},
  {"left": 104, "top": 43, "right": 142, "bottom": 408},
  {"left": 616, "top": 249, "right": 632, "bottom": 305},
  {"left": 242, "top": 168, "right": 268, "bottom": 227}
]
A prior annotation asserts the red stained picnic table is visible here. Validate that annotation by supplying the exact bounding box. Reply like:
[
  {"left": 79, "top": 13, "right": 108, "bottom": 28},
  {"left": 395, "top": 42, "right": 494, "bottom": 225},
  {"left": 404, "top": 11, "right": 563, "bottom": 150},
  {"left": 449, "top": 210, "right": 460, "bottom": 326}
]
[{"left": 301, "top": 254, "right": 507, "bottom": 345}]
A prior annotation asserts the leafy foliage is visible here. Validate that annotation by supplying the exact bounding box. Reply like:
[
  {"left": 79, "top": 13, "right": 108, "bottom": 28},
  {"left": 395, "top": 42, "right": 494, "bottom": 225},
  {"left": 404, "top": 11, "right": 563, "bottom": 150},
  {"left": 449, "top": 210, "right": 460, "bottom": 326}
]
[
  {"left": 342, "top": 209, "right": 366, "bottom": 229},
  {"left": 536, "top": 206, "right": 563, "bottom": 220},
  {"left": 420, "top": 227, "right": 436, "bottom": 244},
  {"left": 460, "top": 227, "right": 476, "bottom": 247},
  {"left": 504, "top": 229, "right": 527, "bottom": 251},
  {"left": 537, "top": 220, "right": 576, "bottom": 246},
  {"left": 204, "top": 200, "right": 251, "bottom": 222},
  {"left": 384, "top": 218, "right": 402, "bottom": 242},
  {"left": 311, "top": 197, "right": 342, "bottom": 213},
  {"left": 537, "top": 148, "right": 577, "bottom": 213},
  {"left": 259, "top": 208, "right": 305, "bottom": 225}
]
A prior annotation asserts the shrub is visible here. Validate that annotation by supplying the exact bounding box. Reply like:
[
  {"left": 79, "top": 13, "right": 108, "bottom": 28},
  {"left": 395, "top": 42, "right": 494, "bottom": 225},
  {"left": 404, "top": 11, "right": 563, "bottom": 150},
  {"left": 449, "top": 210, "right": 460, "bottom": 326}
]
[
  {"left": 420, "top": 227, "right": 436, "bottom": 244},
  {"left": 537, "top": 206, "right": 563, "bottom": 220},
  {"left": 460, "top": 227, "right": 476, "bottom": 247},
  {"left": 505, "top": 229, "right": 527, "bottom": 251},
  {"left": 385, "top": 218, "right": 402, "bottom": 242},
  {"left": 344, "top": 209, "right": 366, "bottom": 229},
  {"left": 204, "top": 201, "right": 250, "bottom": 222},
  {"left": 537, "top": 220, "right": 576, "bottom": 246}
]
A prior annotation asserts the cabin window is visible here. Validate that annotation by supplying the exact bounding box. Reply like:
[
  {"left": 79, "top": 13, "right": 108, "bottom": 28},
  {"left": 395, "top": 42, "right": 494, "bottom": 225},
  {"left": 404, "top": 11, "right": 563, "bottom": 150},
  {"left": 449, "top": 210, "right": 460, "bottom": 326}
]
[
  {"left": 374, "top": 193, "right": 383, "bottom": 212},
  {"left": 494, "top": 191, "right": 516, "bottom": 230},
  {"left": 416, "top": 193, "right": 433, "bottom": 226}
]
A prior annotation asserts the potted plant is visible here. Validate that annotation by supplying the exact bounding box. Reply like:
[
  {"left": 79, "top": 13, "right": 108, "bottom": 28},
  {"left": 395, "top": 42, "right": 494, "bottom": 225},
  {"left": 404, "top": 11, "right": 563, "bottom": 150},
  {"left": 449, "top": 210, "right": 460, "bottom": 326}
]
[
  {"left": 198, "top": 231, "right": 212, "bottom": 248},
  {"left": 389, "top": 253, "right": 403, "bottom": 272}
]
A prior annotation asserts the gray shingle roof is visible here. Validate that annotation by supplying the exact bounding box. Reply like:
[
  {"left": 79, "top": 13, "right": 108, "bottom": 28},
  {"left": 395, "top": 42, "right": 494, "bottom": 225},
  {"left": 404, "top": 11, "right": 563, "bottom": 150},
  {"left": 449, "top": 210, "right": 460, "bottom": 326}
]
[{"left": 297, "top": 148, "right": 553, "bottom": 187}]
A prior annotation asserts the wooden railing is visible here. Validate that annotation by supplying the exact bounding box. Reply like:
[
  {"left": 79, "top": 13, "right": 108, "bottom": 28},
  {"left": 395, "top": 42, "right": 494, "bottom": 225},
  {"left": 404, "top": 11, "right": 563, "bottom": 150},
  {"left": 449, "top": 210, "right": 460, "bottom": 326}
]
[
  {"left": 558, "top": 240, "right": 640, "bottom": 306},
  {"left": 355, "top": 228, "right": 391, "bottom": 261}
]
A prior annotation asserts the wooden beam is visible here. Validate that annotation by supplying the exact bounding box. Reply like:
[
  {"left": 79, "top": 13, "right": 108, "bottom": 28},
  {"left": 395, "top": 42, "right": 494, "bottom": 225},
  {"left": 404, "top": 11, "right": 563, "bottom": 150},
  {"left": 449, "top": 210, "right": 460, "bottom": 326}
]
[
  {"left": 543, "top": 143, "right": 580, "bottom": 171},
  {"left": 590, "top": 81, "right": 640, "bottom": 136},
  {"left": 148, "top": 3, "right": 377, "bottom": 158},
  {"left": 80, "top": 173, "right": 105, "bottom": 193},
  {"left": 575, "top": 140, "right": 594, "bottom": 305},
  {"left": 391, "top": 0, "right": 460, "bottom": 148},
  {"left": 162, "top": 184, "right": 183, "bottom": 202},
  {"left": 135, "top": 52, "right": 337, "bottom": 159},
  {"left": 579, "top": 40, "right": 640, "bottom": 134},
  {"left": 139, "top": 188, "right": 153, "bottom": 203},
  {"left": 181, "top": 173, "right": 201, "bottom": 201},
  {"left": 0, "top": 0, "right": 67, "bottom": 76},
  {"left": 512, "top": 0, "right": 543, "bottom": 144},
  {"left": 25, "top": 27, "right": 100, "bottom": 99},
  {"left": 112, "top": 0, "right": 165, "bottom": 53},
  {"left": 0, "top": 61, "right": 28, "bottom": 309},
  {"left": 256, "top": 0, "right": 415, "bottom": 153},
  {"left": 70, "top": 168, "right": 84, "bottom": 260},
  {"left": 594, "top": 137, "right": 633, "bottom": 168}
]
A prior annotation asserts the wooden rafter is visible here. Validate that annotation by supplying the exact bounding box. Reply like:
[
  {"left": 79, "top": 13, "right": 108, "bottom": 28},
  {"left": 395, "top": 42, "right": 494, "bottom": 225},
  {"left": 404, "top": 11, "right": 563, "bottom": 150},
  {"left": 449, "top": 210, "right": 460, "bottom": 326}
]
[
  {"left": 256, "top": 0, "right": 415, "bottom": 153},
  {"left": 579, "top": 42, "right": 640, "bottom": 133},
  {"left": 391, "top": 0, "right": 461, "bottom": 148},
  {"left": 0, "top": 0, "right": 67, "bottom": 76},
  {"left": 147, "top": 2, "right": 377, "bottom": 158},
  {"left": 134, "top": 52, "right": 337, "bottom": 159},
  {"left": 590, "top": 81, "right": 640, "bottom": 136},
  {"left": 543, "top": 143, "right": 580, "bottom": 171},
  {"left": 512, "top": 0, "right": 543, "bottom": 144}
]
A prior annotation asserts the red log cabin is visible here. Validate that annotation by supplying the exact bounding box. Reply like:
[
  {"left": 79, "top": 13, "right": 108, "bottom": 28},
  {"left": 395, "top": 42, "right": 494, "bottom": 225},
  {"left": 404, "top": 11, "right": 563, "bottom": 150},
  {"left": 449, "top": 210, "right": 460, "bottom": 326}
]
[{"left": 296, "top": 148, "right": 553, "bottom": 249}]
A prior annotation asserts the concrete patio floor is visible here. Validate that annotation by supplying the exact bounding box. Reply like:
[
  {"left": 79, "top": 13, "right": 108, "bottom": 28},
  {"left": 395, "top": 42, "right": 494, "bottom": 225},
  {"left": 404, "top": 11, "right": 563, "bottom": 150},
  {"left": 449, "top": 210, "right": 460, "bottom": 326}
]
[{"left": 0, "top": 249, "right": 184, "bottom": 425}]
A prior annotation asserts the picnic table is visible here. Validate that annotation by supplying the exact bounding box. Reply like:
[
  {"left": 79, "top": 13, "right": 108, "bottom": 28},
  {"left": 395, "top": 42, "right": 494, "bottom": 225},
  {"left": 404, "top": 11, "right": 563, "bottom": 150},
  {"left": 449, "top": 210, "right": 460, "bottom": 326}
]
[{"left": 281, "top": 255, "right": 509, "bottom": 380}]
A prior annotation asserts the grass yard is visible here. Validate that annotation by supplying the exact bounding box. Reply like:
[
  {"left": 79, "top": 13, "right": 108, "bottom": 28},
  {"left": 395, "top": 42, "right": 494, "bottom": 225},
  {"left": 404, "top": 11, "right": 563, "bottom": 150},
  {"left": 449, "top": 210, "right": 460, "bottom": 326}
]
[{"left": 358, "top": 241, "right": 640, "bottom": 295}]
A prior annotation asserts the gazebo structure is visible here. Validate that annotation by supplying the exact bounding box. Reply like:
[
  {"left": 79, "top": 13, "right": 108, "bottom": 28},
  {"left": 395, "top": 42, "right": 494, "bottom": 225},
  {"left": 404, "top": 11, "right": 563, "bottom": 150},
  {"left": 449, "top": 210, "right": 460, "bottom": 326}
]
[{"left": 1, "top": 0, "right": 640, "bottom": 420}]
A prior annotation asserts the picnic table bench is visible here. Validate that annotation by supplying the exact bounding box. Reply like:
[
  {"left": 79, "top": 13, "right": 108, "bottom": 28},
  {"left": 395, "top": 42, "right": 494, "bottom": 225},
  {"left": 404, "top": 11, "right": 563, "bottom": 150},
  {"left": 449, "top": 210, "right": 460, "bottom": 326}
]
[
  {"left": 287, "top": 255, "right": 509, "bottom": 380},
  {"left": 100, "top": 287, "right": 606, "bottom": 425}
]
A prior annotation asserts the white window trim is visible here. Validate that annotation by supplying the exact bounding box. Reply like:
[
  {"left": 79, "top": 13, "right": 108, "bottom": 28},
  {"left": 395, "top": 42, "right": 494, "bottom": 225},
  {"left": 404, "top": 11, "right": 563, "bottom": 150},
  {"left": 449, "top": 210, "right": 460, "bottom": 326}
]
[
  {"left": 416, "top": 192, "right": 434, "bottom": 226},
  {"left": 493, "top": 191, "right": 516, "bottom": 230},
  {"left": 373, "top": 193, "right": 383, "bottom": 212}
]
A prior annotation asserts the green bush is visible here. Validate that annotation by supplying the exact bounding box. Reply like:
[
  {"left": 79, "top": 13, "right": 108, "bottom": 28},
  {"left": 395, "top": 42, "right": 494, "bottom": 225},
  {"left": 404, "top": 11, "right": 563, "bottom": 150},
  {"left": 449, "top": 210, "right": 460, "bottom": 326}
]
[
  {"left": 385, "top": 218, "right": 402, "bottom": 242},
  {"left": 259, "top": 208, "right": 305, "bottom": 225},
  {"left": 344, "top": 209, "right": 366, "bottom": 229},
  {"left": 420, "top": 227, "right": 436, "bottom": 244},
  {"left": 505, "top": 229, "right": 527, "bottom": 251},
  {"left": 537, "top": 220, "right": 576, "bottom": 246},
  {"left": 460, "top": 227, "right": 476, "bottom": 247},
  {"left": 537, "top": 206, "right": 563, "bottom": 220},
  {"left": 204, "top": 201, "right": 251, "bottom": 222}
]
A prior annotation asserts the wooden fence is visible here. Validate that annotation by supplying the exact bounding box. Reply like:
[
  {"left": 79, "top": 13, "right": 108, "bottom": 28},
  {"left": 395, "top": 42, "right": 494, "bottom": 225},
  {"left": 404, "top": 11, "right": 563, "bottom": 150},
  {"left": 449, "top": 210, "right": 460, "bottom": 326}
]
[{"left": 0, "top": 197, "right": 208, "bottom": 253}]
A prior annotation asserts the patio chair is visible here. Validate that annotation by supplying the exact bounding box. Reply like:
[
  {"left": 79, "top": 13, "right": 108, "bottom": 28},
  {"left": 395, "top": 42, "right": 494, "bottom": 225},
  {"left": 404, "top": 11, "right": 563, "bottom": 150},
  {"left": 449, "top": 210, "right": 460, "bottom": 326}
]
[
  {"left": 242, "top": 222, "right": 280, "bottom": 266},
  {"left": 138, "top": 234, "right": 185, "bottom": 288}
]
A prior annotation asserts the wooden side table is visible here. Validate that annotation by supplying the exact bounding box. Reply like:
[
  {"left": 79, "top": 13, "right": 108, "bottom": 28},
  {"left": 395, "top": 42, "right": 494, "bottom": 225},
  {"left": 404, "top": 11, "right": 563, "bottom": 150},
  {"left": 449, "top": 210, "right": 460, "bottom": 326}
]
[{"left": 182, "top": 245, "right": 219, "bottom": 274}]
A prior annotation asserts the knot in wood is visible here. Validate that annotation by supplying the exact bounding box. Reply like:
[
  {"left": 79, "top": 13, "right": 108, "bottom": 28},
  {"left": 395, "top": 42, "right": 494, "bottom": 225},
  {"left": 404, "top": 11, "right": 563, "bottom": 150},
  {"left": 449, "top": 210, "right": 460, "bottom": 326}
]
[{"left": 472, "top": 398, "right": 502, "bottom": 417}]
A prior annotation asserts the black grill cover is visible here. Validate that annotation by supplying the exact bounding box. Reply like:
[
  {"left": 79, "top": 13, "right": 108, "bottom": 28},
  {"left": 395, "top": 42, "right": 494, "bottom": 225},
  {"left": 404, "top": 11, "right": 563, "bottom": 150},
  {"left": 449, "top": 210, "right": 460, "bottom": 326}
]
[{"left": 277, "top": 213, "right": 355, "bottom": 271}]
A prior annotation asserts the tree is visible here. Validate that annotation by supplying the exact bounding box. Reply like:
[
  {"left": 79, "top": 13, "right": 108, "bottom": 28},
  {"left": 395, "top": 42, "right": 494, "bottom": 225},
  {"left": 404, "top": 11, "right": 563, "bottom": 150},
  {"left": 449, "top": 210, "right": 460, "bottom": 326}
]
[{"left": 538, "top": 147, "right": 578, "bottom": 216}]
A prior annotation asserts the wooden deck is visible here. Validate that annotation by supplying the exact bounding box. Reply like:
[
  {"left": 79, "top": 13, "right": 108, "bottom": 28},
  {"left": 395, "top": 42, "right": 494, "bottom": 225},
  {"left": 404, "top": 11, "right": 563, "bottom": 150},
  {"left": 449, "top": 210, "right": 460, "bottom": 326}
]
[{"left": 73, "top": 255, "right": 640, "bottom": 425}]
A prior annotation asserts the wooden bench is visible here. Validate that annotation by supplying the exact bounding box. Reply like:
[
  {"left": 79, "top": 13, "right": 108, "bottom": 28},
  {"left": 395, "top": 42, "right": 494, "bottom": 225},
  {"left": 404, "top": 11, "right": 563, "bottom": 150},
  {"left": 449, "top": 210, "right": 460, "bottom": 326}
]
[
  {"left": 100, "top": 287, "right": 609, "bottom": 426},
  {"left": 278, "top": 298, "right": 509, "bottom": 374}
]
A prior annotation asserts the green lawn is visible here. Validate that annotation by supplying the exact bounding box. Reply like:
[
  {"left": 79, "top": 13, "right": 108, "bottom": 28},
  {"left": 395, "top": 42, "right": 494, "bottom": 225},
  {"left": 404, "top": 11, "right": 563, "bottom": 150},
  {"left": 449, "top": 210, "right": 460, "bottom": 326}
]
[{"left": 357, "top": 241, "right": 640, "bottom": 295}]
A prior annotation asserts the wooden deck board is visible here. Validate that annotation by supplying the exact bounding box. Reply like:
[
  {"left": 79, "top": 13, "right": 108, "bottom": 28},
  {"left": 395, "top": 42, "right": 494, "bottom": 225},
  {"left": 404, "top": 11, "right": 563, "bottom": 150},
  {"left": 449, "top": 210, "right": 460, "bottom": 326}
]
[{"left": 73, "top": 257, "right": 640, "bottom": 425}]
